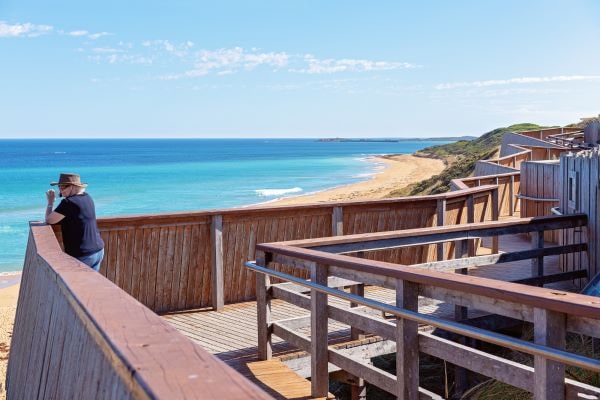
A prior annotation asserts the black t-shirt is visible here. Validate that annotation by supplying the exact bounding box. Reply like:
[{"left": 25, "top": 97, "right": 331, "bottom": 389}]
[{"left": 55, "top": 193, "right": 104, "bottom": 257}]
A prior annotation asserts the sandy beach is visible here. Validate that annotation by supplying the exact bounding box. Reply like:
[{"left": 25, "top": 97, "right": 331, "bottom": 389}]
[
  {"left": 0, "top": 154, "right": 444, "bottom": 398},
  {"left": 270, "top": 154, "right": 445, "bottom": 206},
  {"left": 0, "top": 278, "right": 20, "bottom": 400}
]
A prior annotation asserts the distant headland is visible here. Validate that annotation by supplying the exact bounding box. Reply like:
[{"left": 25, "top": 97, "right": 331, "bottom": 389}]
[{"left": 317, "top": 136, "right": 476, "bottom": 143}]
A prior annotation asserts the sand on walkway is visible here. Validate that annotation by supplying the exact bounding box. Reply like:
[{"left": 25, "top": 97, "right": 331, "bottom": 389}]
[{"left": 269, "top": 154, "right": 445, "bottom": 206}]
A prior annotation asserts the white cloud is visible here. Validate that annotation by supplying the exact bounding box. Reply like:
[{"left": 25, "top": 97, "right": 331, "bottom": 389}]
[
  {"left": 88, "top": 32, "right": 111, "bottom": 40},
  {"left": 435, "top": 75, "right": 600, "bottom": 90},
  {"left": 165, "top": 47, "right": 290, "bottom": 79},
  {"left": 0, "top": 21, "right": 53, "bottom": 37},
  {"left": 68, "top": 30, "right": 89, "bottom": 37},
  {"left": 140, "top": 39, "right": 194, "bottom": 57},
  {"left": 291, "top": 55, "right": 418, "bottom": 74},
  {"left": 91, "top": 47, "right": 123, "bottom": 54}
]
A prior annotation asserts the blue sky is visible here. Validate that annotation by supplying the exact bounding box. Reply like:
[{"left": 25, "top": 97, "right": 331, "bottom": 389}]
[{"left": 1, "top": 1, "right": 599, "bottom": 138}]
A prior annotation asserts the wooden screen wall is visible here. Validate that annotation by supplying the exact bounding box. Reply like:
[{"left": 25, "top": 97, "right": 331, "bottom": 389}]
[
  {"left": 560, "top": 151, "right": 599, "bottom": 282},
  {"left": 520, "top": 161, "right": 560, "bottom": 243}
]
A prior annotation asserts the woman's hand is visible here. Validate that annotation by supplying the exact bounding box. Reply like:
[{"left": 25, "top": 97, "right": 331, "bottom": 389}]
[{"left": 46, "top": 189, "right": 56, "bottom": 205}]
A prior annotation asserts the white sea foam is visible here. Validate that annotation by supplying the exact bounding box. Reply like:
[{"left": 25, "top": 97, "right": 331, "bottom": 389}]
[
  {"left": 255, "top": 187, "right": 302, "bottom": 197},
  {"left": 53, "top": 151, "right": 67, "bottom": 154}
]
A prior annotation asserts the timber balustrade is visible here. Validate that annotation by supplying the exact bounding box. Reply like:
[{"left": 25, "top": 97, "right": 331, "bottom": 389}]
[
  {"left": 248, "top": 214, "right": 599, "bottom": 400},
  {"left": 519, "top": 127, "right": 582, "bottom": 142},
  {"left": 452, "top": 172, "right": 520, "bottom": 217},
  {"left": 7, "top": 223, "right": 271, "bottom": 400},
  {"left": 50, "top": 185, "right": 499, "bottom": 313}
]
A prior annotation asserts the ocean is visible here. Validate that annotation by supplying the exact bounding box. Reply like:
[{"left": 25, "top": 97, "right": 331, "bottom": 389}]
[{"left": 0, "top": 139, "right": 449, "bottom": 273}]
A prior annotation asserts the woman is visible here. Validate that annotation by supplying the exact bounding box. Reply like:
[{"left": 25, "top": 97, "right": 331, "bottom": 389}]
[{"left": 45, "top": 173, "right": 105, "bottom": 271}]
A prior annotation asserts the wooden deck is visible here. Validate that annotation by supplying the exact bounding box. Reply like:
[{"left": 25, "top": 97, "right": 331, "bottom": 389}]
[{"left": 162, "top": 231, "right": 580, "bottom": 387}]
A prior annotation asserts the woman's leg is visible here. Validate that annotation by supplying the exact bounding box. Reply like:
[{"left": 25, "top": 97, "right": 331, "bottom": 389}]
[{"left": 77, "top": 248, "right": 105, "bottom": 272}]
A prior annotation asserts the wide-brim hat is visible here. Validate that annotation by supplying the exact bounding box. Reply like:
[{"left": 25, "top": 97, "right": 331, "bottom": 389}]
[{"left": 50, "top": 173, "right": 88, "bottom": 187}]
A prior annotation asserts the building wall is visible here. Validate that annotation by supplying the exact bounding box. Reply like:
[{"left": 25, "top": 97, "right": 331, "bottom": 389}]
[{"left": 559, "top": 150, "right": 600, "bottom": 283}]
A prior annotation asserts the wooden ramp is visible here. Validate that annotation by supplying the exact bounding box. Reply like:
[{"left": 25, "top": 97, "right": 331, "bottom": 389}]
[{"left": 242, "top": 359, "right": 334, "bottom": 400}]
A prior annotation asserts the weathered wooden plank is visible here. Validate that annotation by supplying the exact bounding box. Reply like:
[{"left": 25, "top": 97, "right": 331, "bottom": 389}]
[
  {"left": 130, "top": 227, "right": 144, "bottom": 300},
  {"left": 211, "top": 215, "right": 224, "bottom": 310},
  {"left": 170, "top": 225, "right": 185, "bottom": 311},
  {"left": 534, "top": 308, "right": 566, "bottom": 400},
  {"left": 176, "top": 225, "right": 191, "bottom": 310},
  {"left": 199, "top": 224, "right": 212, "bottom": 307},
  {"left": 157, "top": 226, "right": 177, "bottom": 312},
  {"left": 396, "top": 279, "right": 419, "bottom": 399},
  {"left": 311, "top": 262, "right": 329, "bottom": 397},
  {"left": 256, "top": 251, "right": 272, "bottom": 360},
  {"left": 410, "top": 243, "right": 586, "bottom": 271}
]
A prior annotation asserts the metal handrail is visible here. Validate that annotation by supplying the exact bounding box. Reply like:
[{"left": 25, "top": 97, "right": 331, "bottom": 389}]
[
  {"left": 246, "top": 261, "right": 600, "bottom": 373},
  {"left": 516, "top": 193, "right": 559, "bottom": 202}
]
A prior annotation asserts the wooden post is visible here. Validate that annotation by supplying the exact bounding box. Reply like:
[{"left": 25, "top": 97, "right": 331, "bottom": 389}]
[
  {"left": 454, "top": 239, "right": 469, "bottom": 396},
  {"left": 436, "top": 199, "right": 447, "bottom": 261},
  {"left": 310, "top": 262, "right": 329, "bottom": 398},
  {"left": 351, "top": 251, "right": 365, "bottom": 340},
  {"left": 531, "top": 230, "right": 545, "bottom": 286},
  {"left": 467, "top": 194, "right": 475, "bottom": 256},
  {"left": 348, "top": 274, "right": 367, "bottom": 400},
  {"left": 533, "top": 308, "right": 566, "bottom": 400},
  {"left": 350, "top": 284, "right": 365, "bottom": 340},
  {"left": 332, "top": 206, "right": 343, "bottom": 236},
  {"left": 395, "top": 279, "right": 419, "bottom": 400},
  {"left": 211, "top": 214, "right": 224, "bottom": 311},
  {"left": 491, "top": 187, "right": 499, "bottom": 254},
  {"left": 509, "top": 175, "right": 515, "bottom": 216},
  {"left": 256, "top": 251, "right": 272, "bottom": 360}
]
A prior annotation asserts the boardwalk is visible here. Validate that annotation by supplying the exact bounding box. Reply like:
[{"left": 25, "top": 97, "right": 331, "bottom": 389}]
[{"left": 162, "top": 230, "right": 579, "bottom": 379}]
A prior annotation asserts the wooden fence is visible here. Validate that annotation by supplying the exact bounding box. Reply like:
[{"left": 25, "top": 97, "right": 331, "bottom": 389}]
[
  {"left": 8, "top": 223, "right": 271, "bottom": 400},
  {"left": 50, "top": 186, "right": 499, "bottom": 314},
  {"left": 520, "top": 160, "right": 560, "bottom": 243},
  {"left": 451, "top": 172, "right": 520, "bottom": 218},
  {"left": 559, "top": 150, "right": 600, "bottom": 282},
  {"left": 519, "top": 127, "right": 582, "bottom": 141},
  {"left": 250, "top": 214, "right": 599, "bottom": 400}
]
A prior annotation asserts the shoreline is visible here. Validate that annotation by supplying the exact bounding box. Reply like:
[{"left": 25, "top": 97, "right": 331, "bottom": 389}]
[{"left": 268, "top": 154, "right": 445, "bottom": 206}]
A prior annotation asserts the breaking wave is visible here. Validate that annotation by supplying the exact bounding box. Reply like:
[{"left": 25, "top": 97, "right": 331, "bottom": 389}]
[{"left": 255, "top": 187, "right": 303, "bottom": 197}]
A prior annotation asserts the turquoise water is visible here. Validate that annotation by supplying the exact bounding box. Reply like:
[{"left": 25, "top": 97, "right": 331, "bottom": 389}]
[{"left": 0, "top": 139, "right": 449, "bottom": 272}]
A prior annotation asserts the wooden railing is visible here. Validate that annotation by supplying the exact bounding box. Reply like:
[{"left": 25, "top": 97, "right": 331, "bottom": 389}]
[
  {"left": 8, "top": 223, "right": 271, "bottom": 400},
  {"left": 52, "top": 186, "right": 499, "bottom": 313},
  {"left": 519, "top": 127, "right": 582, "bottom": 141},
  {"left": 451, "top": 172, "right": 520, "bottom": 217},
  {"left": 249, "top": 214, "right": 599, "bottom": 399}
]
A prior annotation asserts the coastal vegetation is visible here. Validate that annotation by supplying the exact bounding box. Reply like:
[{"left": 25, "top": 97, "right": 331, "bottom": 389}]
[{"left": 387, "top": 123, "right": 548, "bottom": 196}]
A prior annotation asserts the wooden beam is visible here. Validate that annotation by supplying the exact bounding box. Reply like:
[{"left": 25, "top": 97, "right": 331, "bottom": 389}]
[
  {"left": 491, "top": 187, "right": 499, "bottom": 253},
  {"left": 534, "top": 308, "right": 566, "bottom": 400},
  {"left": 256, "top": 251, "right": 272, "bottom": 360},
  {"left": 210, "top": 214, "right": 224, "bottom": 310},
  {"left": 328, "top": 348, "right": 397, "bottom": 397},
  {"left": 310, "top": 262, "right": 329, "bottom": 397},
  {"left": 436, "top": 199, "right": 447, "bottom": 261},
  {"left": 332, "top": 206, "right": 344, "bottom": 236},
  {"left": 396, "top": 279, "right": 419, "bottom": 399},
  {"left": 531, "top": 230, "right": 545, "bottom": 286},
  {"left": 270, "top": 214, "right": 588, "bottom": 254},
  {"left": 409, "top": 243, "right": 587, "bottom": 272},
  {"left": 350, "top": 284, "right": 366, "bottom": 340},
  {"left": 511, "top": 269, "right": 587, "bottom": 286}
]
